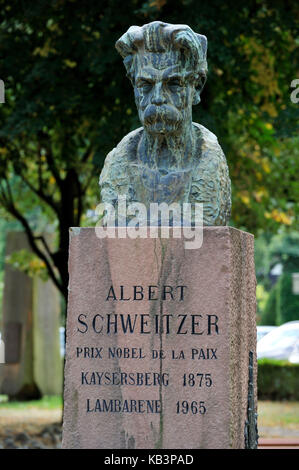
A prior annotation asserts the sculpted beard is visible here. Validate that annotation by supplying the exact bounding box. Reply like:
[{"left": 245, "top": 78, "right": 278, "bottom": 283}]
[{"left": 142, "top": 104, "right": 182, "bottom": 134}]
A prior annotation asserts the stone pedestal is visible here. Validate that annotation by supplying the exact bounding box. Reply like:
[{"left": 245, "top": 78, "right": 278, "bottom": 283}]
[
  {"left": 62, "top": 227, "right": 257, "bottom": 449},
  {"left": 0, "top": 232, "right": 63, "bottom": 398}
]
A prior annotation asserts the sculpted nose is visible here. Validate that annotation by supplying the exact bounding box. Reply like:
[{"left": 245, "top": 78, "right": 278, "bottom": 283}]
[{"left": 151, "top": 82, "right": 165, "bottom": 105}]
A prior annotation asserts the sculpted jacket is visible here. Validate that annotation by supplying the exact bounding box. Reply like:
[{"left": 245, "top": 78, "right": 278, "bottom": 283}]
[{"left": 99, "top": 123, "right": 231, "bottom": 226}]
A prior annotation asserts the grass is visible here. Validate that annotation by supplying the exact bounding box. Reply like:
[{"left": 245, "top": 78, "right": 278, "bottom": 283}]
[
  {"left": 258, "top": 400, "right": 299, "bottom": 429},
  {"left": 0, "top": 395, "right": 62, "bottom": 409},
  {"left": 0, "top": 395, "right": 298, "bottom": 432}
]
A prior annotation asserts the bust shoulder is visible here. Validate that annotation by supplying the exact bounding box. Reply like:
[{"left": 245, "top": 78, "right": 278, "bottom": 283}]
[
  {"left": 193, "top": 122, "right": 224, "bottom": 157},
  {"left": 105, "top": 127, "right": 143, "bottom": 165},
  {"left": 190, "top": 123, "right": 231, "bottom": 225},
  {"left": 99, "top": 128, "right": 144, "bottom": 203}
]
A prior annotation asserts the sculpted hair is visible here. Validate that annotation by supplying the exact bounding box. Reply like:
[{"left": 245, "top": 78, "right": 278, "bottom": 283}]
[{"left": 115, "top": 21, "right": 208, "bottom": 85}]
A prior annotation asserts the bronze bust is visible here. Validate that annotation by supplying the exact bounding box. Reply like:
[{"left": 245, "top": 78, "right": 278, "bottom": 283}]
[{"left": 99, "top": 21, "right": 231, "bottom": 225}]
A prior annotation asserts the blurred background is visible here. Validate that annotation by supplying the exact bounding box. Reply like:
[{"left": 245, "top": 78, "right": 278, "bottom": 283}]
[{"left": 0, "top": 0, "right": 298, "bottom": 449}]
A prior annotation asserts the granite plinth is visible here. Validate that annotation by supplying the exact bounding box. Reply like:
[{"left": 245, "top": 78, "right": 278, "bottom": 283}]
[{"left": 62, "top": 226, "right": 257, "bottom": 449}]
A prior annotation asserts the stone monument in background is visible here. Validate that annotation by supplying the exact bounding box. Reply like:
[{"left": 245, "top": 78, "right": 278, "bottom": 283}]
[
  {"left": 62, "top": 22, "right": 258, "bottom": 449},
  {"left": 0, "top": 232, "right": 63, "bottom": 399}
]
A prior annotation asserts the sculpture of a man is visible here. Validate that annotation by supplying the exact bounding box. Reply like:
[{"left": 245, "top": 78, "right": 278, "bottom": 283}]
[{"left": 99, "top": 21, "right": 231, "bottom": 225}]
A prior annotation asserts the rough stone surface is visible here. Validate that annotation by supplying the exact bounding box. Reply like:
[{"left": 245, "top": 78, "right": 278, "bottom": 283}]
[
  {"left": 62, "top": 226, "right": 257, "bottom": 449},
  {"left": 0, "top": 423, "right": 62, "bottom": 449}
]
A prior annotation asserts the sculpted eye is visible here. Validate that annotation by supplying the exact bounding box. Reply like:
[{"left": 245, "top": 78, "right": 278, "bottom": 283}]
[
  {"left": 168, "top": 79, "right": 183, "bottom": 88},
  {"left": 137, "top": 80, "right": 153, "bottom": 91}
]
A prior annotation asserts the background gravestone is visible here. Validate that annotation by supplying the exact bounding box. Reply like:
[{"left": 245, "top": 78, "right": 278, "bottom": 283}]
[{"left": 0, "top": 231, "right": 63, "bottom": 399}]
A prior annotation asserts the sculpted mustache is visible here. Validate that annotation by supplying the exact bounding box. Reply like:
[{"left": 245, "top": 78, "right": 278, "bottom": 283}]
[{"left": 143, "top": 105, "right": 181, "bottom": 123}]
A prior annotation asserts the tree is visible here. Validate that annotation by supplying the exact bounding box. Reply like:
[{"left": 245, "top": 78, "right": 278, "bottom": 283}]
[
  {"left": 261, "top": 273, "right": 299, "bottom": 325},
  {"left": 256, "top": 230, "right": 299, "bottom": 324},
  {"left": 0, "top": 0, "right": 138, "bottom": 301},
  {"left": 260, "top": 284, "right": 277, "bottom": 325},
  {"left": 0, "top": 0, "right": 298, "bottom": 303}
]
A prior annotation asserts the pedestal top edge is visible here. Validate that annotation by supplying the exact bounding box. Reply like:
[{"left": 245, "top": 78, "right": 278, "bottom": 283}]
[{"left": 69, "top": 226, "right": 254, "bottom": 237}]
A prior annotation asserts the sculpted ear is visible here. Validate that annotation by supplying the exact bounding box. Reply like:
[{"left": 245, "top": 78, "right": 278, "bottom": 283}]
[
  {"left": 193, "top": 89, "right": 201, "bottom": 105},
  {"left": 192, "top": 73, "right": 206, "bottom": 105}
]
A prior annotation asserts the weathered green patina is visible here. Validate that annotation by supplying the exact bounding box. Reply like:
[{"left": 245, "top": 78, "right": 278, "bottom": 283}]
[
  {"left": 244, "top": 350, "right": 259, "bottom": 449},
  {"left": 99, "top": 21, "right": 231, "bottom": 225}
]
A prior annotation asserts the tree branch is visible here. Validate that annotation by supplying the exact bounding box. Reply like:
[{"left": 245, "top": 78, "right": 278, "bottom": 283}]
[
  {"left": 81, "top": 144, "right": 94, "bottom": 163},
  {"left": 34, "top": 235, "right": 53, "bottom": 260},
  {"left": 0, "top": 179, "right": 64, "bottom": 295},
  {"left": 18, "top": 170, "right": 60, "bottom": 216},
  {"left": 37, "top": 131, "right": 62, "bottom": 188}
]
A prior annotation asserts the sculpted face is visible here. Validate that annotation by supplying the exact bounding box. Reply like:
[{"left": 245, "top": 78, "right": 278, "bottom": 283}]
[{"left": 133, "top": 52, "right": 199, "bottom": 136}]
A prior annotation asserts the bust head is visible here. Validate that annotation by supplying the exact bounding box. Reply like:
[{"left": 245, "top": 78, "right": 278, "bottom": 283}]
[{"left": 116, "top": 21, "right": 207, "bottom": 136}]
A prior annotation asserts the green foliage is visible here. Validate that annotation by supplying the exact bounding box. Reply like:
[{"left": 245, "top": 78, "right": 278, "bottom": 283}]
[
  {"left": 255, "top": 232, "right": 273, "bottom": 282},
  {"left": 277, "top": 273, "right": 299, "bottom": 325},
  {"left": 5, "top": 249, "right": 49, "bottom": 281},
  {"left": 0, "top": 394, "right": 62, "bottom": 408},
  {"left": 0, "top": 217, "right": 23, "bottom": 323},
  {"left": 255, "top": 229, "right": 299, "bottom": 285},
  {"left": 260, "top": 282, "right": 278, "bottom": 325},
  {"left": 261, "top": 273, "right": 299, "bottom": 326},
  {"left": 268, "top": 232, "right": 299, "bottom": 273},
  {"left": 256, "top": 230, "right": 299, "bottom": 325},
  {"left": 256, "top": 283, "right": 269, "bottom": 323},
  {"left": 0, "top": 0, "right": 298, "bottom": 296},
  {"left": 258, "top": 359, "right": 299, "bottom": 401}
]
